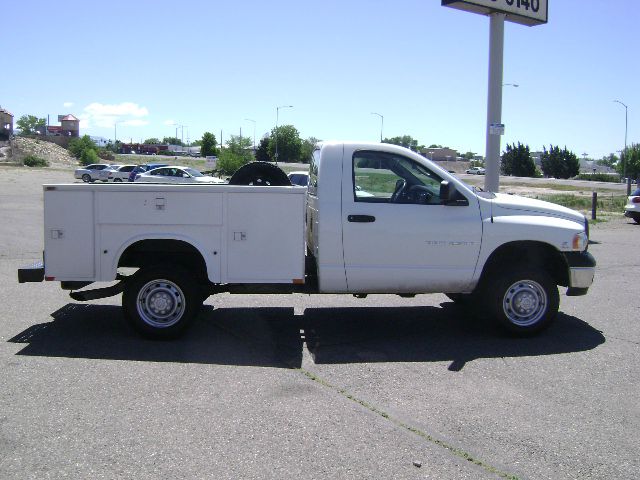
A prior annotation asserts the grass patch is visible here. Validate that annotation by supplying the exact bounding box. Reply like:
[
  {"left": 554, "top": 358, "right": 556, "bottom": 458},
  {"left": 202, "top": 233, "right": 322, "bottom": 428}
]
[{"left": 534, "top": 193, "right": 626, "bottom": 212}]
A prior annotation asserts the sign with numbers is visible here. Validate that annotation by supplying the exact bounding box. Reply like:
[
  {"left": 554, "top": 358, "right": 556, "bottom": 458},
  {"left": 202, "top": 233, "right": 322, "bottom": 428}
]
[{"left": 442, "top": 0, "right": 548, "bottom": 26}]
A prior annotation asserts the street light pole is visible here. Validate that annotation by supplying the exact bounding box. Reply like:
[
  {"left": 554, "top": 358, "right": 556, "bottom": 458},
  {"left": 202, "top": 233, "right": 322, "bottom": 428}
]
[
  {"left": 114, "top": 121, "right": 122, "bottom": 152},
  {"left": 371, "top": 112, "right": 384, "bottom": 142},
  {"left": 245, "top": 118, "right": 256, "bottom": 151},
  {"left": 275, "top": 105, "right": 293, "bottom": 165},
  {"left": 613, "top": 100, "right": 629, "bottom": 193}
]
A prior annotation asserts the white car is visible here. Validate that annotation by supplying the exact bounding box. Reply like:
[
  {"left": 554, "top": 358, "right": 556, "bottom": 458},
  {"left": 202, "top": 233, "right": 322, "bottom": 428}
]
[
  {"left": 134, "top": 166, "right": 226, "bottom": 184},
  {"left": 287, "top": 171, "right": 309, "bottom": 186},
  {"left": 74, "top": 164, "right": 111, "bottom": 183},
  {"left": 103, "top": 165, "right": 137, "bottom": 182},
  {"left": 624, "top": 187, "right": 640, "bottom": 224},
  {"left": 465, "top": 166, "right": 486, "bottom": 175}
]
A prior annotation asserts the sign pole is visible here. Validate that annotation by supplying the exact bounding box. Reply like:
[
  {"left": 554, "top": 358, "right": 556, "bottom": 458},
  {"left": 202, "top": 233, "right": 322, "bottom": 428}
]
[{"left": 484, "top": 12, "right": 505, "bottom": 193}]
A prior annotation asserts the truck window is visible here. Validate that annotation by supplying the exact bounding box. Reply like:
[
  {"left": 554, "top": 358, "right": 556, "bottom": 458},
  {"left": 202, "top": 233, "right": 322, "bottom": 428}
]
[
  {"left": 352, "top": 151, "right": 443, "bottom": 205},
  {"left": 309, "top": 148, "right": 321, "bottom": 196}
]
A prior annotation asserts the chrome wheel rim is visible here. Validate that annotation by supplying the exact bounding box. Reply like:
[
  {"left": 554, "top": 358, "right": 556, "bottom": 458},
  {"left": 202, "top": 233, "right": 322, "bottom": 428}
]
[
  {"left": 502, "top": 279, "right": 547, "bottom": 327},
  {"left": 136, "top": 279, "right": 185, "bottom": 328}
]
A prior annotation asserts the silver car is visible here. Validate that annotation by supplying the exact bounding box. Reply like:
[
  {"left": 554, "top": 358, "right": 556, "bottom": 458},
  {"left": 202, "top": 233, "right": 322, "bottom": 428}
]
[
  {"left": 103, "top": 165, "right": 137, "bottom": 182},
  {"left": 74, "top": 164, "right": 111, "bottom": 183},
  {"left": 134, "top": 166, "right": 226, "bottom": 184}
]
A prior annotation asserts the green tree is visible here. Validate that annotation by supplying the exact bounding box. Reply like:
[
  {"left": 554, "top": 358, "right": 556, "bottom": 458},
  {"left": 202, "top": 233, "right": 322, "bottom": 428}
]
[
  {"left": 162, "top": 136, "right": 183, "bottom": 146},
  {"left": 216, "top": 134, "right": 253, "bottom": 175},
  {"left": 268, "top": 125, "right": 302, "bottom": 163},
  {"left": 300, "top": 137, "right": 321, "bottom": 164},
  {"left": 462, "top": 151, "right": 476, "bottom": 161},
  {"left": 144, "top": 137, "right": 160, "bottom": 144},
  {"left": 80, "top": 148, "right": 100, "bottom": 166},
  {"left": 382, "top": 135, "right": 423, "bottom": 152},
  {"left": 255, "top": 137, "right": 272, "bottom": 163},
  {"left": 68, "top": 135, "right": 98, "bottom": 159},
  {"left": 16, "top": 115, "right": 45, "bottom": 135},
  {"left": 501, "top": 142, "right": 537, "bottom": 177},
  {"left": 617, "top": 144, "right": 640, "bottom": 180},
  {"left": 200, "top": 132, "right": 218, "bottom": 157},
  {"left": 540, "top": 145, "right": 580, "bottom": 179},
  {"left": 596, "top": 153, "right": 618, "bottom": 168}
]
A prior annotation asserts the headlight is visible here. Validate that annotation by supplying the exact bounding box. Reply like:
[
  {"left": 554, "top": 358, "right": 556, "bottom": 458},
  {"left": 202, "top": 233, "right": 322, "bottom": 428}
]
[{"left": 572, "top": 231, "right": 588, "bottom": 251}]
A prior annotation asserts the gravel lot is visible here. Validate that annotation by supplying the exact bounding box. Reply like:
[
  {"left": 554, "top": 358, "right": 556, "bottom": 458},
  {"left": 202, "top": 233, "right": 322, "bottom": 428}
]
[{"left": 1, "top": 166, "right": 638, "bottom": 479}]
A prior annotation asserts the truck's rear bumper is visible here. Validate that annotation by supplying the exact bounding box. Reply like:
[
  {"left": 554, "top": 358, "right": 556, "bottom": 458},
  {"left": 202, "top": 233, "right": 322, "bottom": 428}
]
[{"left": 18, "top": 262, "right": 45, "bottom": 283}]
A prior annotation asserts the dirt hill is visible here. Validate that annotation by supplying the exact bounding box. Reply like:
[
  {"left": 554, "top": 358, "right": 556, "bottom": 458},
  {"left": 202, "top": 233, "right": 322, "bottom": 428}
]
[{"left": 1, "top": 137, "right": 78, "bottom": 169}]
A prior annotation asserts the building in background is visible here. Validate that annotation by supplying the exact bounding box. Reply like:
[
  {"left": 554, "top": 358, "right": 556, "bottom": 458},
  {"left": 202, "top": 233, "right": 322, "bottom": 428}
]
[
  {"left": 420, "top": 147, "right": 459, "bottom": 162},
  {"left": 0, "top": 107, "right": 13, "bottom": 140},
  {"left": 36, "top": 114, "right": 80, "bottom": 137}
]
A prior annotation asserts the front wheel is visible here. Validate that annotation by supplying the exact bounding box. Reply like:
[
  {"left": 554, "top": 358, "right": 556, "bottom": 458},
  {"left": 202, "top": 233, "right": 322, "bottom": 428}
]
[
  {"left": 486, "top": 269, "right": 559, "bottom": 335},
  {"left": 82, "top": 174, "right": 92, "bottom": 183},
  {"left": 122, "top": 266, "right": 201, "bottom": 339}
]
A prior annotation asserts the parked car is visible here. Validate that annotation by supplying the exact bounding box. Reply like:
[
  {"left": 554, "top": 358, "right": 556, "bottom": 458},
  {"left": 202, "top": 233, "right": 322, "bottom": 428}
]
[
  {"left": 104, "top": 165, "right": 137, "bottom": 182},
  {"left": 287, "top": 171, "right": 310, "bottom": 186},
  {"left": 74, "top": 164, "right": 111, "bottom": 183},
  {"left": 465, "top": 166, "right": 486, "bottom": 175},
  {"left": 128, "top": 163, "right": 170, "bottom": 182},
  {"left": 134, "top": 166, "right": 226, "bottom": 184},
  {"left": 95, "top": 165, "right": 122, "bottom": 182},
  {"left": 624, "top": 188, "right": 640, "bottom": 223}
]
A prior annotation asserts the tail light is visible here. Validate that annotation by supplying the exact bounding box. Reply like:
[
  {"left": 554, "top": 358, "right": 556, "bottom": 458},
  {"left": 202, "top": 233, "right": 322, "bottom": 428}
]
[{"left": 632, "top": 197, "right": 640, "bottom": 204}]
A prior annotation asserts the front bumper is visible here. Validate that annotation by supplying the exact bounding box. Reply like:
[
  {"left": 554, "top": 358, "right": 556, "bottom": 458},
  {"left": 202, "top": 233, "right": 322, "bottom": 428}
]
[{"left": 563, "top": 251, "right": 596, "bottom": 296}]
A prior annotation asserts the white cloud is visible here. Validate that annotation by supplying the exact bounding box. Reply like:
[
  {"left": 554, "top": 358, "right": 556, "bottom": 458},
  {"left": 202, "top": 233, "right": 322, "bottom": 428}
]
[
  {"left": 163, "top": 119, "right": 176, "bottom": 126},
  {"left": 81, "top": 102, "right": 150, "bottom": 128},
  {"left": 63, "top": 102, "right": 74, "bottom": 108}
]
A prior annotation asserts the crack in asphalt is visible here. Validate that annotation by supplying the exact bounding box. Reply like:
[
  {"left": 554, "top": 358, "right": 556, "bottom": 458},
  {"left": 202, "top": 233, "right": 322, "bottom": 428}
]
[{"left": 299, "top": 368, "right": 520, "bottom": 480}]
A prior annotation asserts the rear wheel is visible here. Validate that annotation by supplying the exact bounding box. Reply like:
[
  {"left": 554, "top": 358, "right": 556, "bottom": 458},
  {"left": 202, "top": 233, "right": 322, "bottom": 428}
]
[
  {"left": 114, "top": 178, "right": 122, "bottom": 182},
  {"left": 82, "top": 174, "right": 91, "bottom": 183},
  {"left": 122, "top": 266, "right": 201, "bottom": 339},
  {"left": 486, "top": 268, "right": 559, "bottom": 335}
]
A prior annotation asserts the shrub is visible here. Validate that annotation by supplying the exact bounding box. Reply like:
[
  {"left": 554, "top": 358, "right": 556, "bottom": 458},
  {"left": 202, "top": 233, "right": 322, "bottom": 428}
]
[
  {"left": 217, "top": 150, "right": 249, "bottom": 175},
  {"left": 68, "top": 135, "right": 98, "bottom": 159},
  {"left": 80, "top": 148, "right": 99, "bottom": 166},
  {"left": 575, "top": 173, "right": 620, "bottom": 183},
  {"left": 23, "top": 155, "right": 49, "bottom": 167}
]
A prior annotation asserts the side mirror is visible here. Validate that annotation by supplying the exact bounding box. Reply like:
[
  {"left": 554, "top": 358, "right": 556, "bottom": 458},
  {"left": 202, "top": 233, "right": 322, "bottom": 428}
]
[{"left": 440, "top": 181, "right": 469, "bottom": 206}]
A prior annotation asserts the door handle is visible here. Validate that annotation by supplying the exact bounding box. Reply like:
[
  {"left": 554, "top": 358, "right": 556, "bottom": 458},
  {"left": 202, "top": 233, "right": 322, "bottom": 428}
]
[{"left": 348, "top": 215, "right": 376, "bottom": 223}]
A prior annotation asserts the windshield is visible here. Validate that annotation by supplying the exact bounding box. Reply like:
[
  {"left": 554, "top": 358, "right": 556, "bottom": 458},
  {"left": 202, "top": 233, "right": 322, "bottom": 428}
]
[{"left": 185, "top": 168, "right": 204, "bottom": 177}]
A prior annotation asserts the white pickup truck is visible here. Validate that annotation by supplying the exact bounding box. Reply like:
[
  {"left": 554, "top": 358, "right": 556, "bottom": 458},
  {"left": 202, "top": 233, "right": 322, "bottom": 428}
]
[{"left": 19, "top": 141, "right": 595, "bottom": 338}]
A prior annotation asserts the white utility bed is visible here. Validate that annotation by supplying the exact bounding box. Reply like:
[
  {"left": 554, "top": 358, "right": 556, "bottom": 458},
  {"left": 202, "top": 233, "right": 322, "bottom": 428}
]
[{"left": 43, "top": 183, "right": 306, "bottom": 284}]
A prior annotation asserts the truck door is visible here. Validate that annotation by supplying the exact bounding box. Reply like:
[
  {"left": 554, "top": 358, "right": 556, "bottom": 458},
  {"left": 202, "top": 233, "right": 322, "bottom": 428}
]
[{"left": 341, "top": 149, "right": 482, "bottom": 293}]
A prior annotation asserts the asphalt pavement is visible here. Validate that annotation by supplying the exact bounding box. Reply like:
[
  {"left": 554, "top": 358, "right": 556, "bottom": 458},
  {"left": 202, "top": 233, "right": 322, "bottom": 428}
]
[{"left": 0, "top": 167, "right": 638, "bottom": 479}]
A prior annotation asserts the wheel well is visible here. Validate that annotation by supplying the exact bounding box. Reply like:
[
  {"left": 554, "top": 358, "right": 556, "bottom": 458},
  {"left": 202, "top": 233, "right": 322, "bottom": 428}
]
[
  {"left": 479, "top": 241, "right": 569, "bottom": 287},
  {"left": 118, "top": 239, "right": 208, "bottom": 282}
]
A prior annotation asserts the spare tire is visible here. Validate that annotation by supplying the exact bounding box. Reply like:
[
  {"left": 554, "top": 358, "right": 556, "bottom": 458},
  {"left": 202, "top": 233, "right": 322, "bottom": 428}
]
[{"left": 228, "top": 162, "right": 291, "bottom": 186}]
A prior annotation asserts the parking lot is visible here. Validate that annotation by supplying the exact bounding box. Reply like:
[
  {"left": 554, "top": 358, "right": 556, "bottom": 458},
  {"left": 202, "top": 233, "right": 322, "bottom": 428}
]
[{"left": 1, "top": 167, "right": 638, "bottom": 479}]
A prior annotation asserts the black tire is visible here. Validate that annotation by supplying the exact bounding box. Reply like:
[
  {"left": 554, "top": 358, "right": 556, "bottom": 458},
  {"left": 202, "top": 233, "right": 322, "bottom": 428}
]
[
  {"left": 82, "top": 174, "right": 92, "bottom": 183},
  {"left": 114, "top": 178, "right": 122, "bottom": 182},
  {"left": 486, "top": 268, "right": 559, "bottom": 335},
  {"left": 122, "top": 266, "right": 201, "bottom": 339},
  {"left": 228, "top": 162, "right": 291, "bottom": 186}
]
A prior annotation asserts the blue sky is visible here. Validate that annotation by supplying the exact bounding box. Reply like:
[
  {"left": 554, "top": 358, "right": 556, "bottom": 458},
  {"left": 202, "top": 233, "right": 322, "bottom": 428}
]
[{"left": 3, "top": 0, "right": 637, "bottom": 158}]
